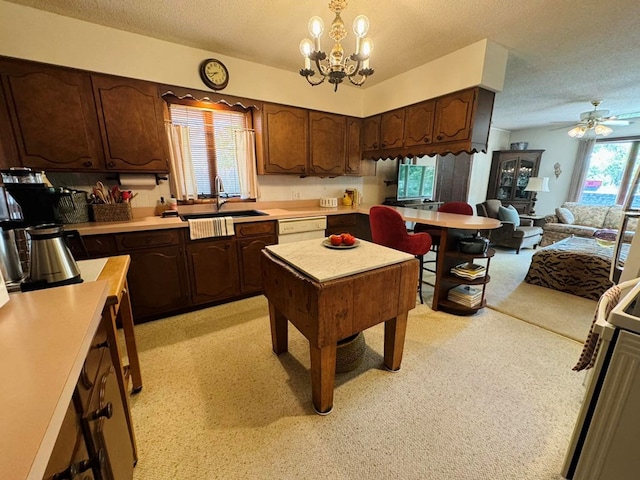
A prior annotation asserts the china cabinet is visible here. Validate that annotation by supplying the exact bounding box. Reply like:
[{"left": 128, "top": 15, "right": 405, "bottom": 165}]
[{"left": 486, "top": 150, "right": 544, "bottom": 214}]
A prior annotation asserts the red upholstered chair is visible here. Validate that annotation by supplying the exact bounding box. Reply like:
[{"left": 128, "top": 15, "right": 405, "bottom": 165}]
[
  {"left": 414, "top": 202, "right": 474, "bottom": 281},
  {"left": 369, "top": 205, "right": 432, "bottom": 304}
]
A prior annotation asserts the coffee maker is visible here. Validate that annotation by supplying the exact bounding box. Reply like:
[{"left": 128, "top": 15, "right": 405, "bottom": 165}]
[{"left": 0, "top": 168, "right": 82, "bottom": 291}]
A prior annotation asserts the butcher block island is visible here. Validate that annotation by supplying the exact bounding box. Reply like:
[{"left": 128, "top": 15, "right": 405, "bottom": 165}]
[{"left": 262, "top": 239, "right": 419, "bottom": 414}]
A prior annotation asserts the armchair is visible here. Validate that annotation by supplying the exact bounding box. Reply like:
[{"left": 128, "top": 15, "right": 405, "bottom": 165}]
[{"left": 476, "top": 200, "right": 543, "bottom": 254}]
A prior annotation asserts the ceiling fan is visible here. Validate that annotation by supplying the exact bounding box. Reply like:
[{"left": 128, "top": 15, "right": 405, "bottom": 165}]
[{"left": 567, "top": 100, "right": 640, "bottom": 138}]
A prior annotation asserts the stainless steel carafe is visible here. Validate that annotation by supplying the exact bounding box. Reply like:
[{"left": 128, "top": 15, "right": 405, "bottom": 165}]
[
  {"left": 0, "top": 229, "right": 23, "bottom": 282},
  {"left": 26, "top": 224, "right": 81, "bottom": 285}
]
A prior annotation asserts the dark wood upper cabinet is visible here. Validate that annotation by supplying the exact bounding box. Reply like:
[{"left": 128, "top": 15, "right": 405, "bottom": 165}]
[
  {"left": 362, "top": 87, "right": 495, "bottom": 159},
  {"left": 404, "top": 99, "right": 435, "bottom": 147},
  {"left": 92, "top": 75, "right": 169, "bottom": 172},
  {"left": 362, "top": 115, "right": 380, "bottom": 151},
  {"left": 0, "top": 57, "right": 170, "bottom": 173},
  {"left": 433, "top": 88, "right": 476, "bottom": 144},
  {"left": 260, "top": 103, "right": 309, "bottom": 174},
  {"left": 0, "top": 58, "right": 104, "bottom": 171},
  {"left": 309, "top": 111, "right": 346, "bottom": 176},
  {"left": 379, "top": 109, "right": 405, "bottom": 150},
  {"left": 345, "top": 117, "right": 363, "bottom": 175}
]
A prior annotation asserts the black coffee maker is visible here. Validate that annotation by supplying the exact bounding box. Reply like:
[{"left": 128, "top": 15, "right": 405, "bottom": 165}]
[{"left": 1, "top": 167, "right": 64, "bottom": 226}]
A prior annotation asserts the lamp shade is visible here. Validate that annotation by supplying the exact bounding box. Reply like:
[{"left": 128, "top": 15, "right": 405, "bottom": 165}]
[{"left": 524, "top": 177, "right": 550, "bottom": 192}]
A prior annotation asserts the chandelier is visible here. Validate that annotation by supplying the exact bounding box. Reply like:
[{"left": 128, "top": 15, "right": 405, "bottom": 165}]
[
  {"left": 567, "top": 122, "right": 613, "bottom": 139},
  {"left": 299, "top": 0, "right": 374, "bottom": 92},
  {"left": 567, "top": 101, "right": 613, "bottom": 138}
]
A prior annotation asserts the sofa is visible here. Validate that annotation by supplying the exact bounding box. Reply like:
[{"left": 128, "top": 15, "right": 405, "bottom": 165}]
[
  {"left": 476, "top": 199, "right": 543, "bottom": 253},
  {"left": 540, "top": 202, "right": 637, "bottom": 247}
]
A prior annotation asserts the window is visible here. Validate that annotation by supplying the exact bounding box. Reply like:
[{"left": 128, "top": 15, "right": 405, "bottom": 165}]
[
  {"left": 168, "top": 102, "right": 251, "bottom": 198},
  {"left": 396, "top": 156, "right": 437, "bottom": 202},
  {"left": 580, "top": 138, "right": 640, "bottom": 207}
]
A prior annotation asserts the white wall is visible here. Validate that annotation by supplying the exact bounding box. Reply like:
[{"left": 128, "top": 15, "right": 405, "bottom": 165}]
[
  {"left": 509, "top": 122, "right": 640, "bottom": 215},
  {"left": 0, "top": 1, "right": 507, "bottom": 208}
]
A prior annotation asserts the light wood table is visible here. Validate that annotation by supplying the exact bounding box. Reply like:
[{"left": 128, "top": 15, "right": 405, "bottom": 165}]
[
  {"left": 262, "top": 240, "right": 418, "bottom": 414},
  {"left": 96, "top": 255, "right": 141, "bottom": 461}
]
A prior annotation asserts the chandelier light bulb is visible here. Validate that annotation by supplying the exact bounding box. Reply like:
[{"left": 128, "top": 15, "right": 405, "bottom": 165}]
[
  {"left": 299, "top": 39, "right": 314, "bottom": 69},
  {"left": 353, "top": 15, "right": 369, "bottom": 37},
  {"left": 308, "top": 16, "right": 324, "bottom": 39}
]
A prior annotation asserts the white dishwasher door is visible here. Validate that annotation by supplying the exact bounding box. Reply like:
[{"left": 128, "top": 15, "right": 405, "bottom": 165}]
[{"left": 277, "top": 216, "right": 327, "bottom": 244}]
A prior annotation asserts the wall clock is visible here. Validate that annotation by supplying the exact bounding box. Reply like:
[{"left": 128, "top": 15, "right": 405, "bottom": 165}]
[{"left": 199, "top": 58, "right": 229, "bottom": 91}]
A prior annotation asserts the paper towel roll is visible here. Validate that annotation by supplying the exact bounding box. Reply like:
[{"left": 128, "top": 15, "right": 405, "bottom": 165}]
[{"left": 118, "top": 173, "right": 157, "bottom": 187}]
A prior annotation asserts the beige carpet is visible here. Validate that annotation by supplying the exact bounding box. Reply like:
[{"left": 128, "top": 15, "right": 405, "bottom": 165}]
[{"left": 128, "top": 292, "right": 587, "bottom": 480}]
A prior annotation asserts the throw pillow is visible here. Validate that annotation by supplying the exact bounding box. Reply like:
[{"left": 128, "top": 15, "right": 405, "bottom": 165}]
[
  {"left": 556, "top": 207, "right": 575, "bottom": 224},
  {"left": 498, "top": 205, "right": 520, "bottom": 227}
]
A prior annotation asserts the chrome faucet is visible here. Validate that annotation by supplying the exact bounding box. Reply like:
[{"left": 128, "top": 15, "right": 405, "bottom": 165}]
[{"left": 214, "top": 175, "right": 228, "bottom": 211}]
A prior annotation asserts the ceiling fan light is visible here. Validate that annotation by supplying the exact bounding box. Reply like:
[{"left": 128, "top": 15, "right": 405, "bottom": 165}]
[
  {"left": 568, "top": 126, "right": 587, "bottom": 138},
  {"left": 594, "top": 124, "right": 613, "bottom": 136}
]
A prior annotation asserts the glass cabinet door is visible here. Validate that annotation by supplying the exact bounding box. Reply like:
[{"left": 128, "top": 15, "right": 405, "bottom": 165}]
[
  {"left": 497, "top": 159, "right": 516, "bottom": 200},
  {"left": 514, "top": 159, "right": 534, "bottom": 199}
]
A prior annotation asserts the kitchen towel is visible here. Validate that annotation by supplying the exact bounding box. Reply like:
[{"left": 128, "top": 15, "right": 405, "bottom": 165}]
[{"left": 188, "top": 217, "right": 235, "bottom": 240}]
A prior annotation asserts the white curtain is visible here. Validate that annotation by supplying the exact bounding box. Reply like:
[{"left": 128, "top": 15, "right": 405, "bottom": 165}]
[
  {"left": 233, "top": 129, "right": 260, "bottom": 200},
  {"left": 567, "top": 138, "right": 596, "bottom": 202},
  {"left": 165, "top": 124, "right": 198, "bottom": 200}
]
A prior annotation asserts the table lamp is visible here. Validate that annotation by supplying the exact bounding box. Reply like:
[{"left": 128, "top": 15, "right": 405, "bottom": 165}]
[{"left": 524, "top": 177, "right": 550, "bottom": 214}]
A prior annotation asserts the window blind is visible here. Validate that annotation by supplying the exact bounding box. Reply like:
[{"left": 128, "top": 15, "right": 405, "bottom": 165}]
[{"left": 169, "top": 104, "right": 248, "bottom": 196}]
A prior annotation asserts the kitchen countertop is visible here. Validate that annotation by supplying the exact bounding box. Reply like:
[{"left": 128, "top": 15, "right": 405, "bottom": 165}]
[
  {"left": 70, "top": 202, "right": 500, "bottom": 236},
  {"left": 0, "top": 281, "right": 109, "bottom": 480}
]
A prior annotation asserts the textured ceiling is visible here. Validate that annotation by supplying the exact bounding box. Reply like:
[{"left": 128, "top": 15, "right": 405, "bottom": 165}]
[{"left": 6, "top": 0, "right": 640, "bottom": 131}]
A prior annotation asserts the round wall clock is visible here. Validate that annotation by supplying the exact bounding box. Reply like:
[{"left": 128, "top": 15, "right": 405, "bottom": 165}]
[{"left": 199, "top": 58, "right": 229, "bottom": 90}]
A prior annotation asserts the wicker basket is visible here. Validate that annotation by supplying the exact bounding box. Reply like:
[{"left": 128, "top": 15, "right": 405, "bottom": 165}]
[
  {"left": 91, "top": 203, "right": 133, "bottom": 222},
  {"left": 57, "top": 192, "right": 90, "bottom": 224}
]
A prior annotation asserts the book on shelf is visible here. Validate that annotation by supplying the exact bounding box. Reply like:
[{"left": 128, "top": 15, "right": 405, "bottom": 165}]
[
  {"left": 451, "top": 262, "right": 486, "bottom": 280},
  {"left": 447, "top": 285, "right": 483, "bottom": 307}
]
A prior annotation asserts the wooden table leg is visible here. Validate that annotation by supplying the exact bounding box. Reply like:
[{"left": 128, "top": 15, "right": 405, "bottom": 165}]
[
  {"left": 119, "top": 281, "right": 143, "bottom": 393},
  {"left": 383, "top": 312, "right": 409, "bottom": 371},
  {"left": 309, "top": 343, "right": 337, "bottom": 415},
  {"left": 269, "top": 301, "right": 288, "bottom": 355}
]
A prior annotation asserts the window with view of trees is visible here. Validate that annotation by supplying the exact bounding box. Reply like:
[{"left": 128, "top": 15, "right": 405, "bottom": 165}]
[
  {"left": 168, "top": 102, "right": 251, "bottom": 198},
  {"left": 580, "top": 138, "right": 640, "bottom": 207}
]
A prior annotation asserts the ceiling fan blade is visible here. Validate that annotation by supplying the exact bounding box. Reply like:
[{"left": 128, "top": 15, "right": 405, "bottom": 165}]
[
  {"left": 601, "top": 119, "right": 631, "bottom": 126},
  {"left": 614, "top": 111, "right": 640, "bottom": 120}
]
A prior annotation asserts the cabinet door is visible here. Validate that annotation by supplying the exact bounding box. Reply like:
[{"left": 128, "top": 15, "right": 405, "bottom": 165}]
[
  {"left": 433, "top": 88, "right": 475, "bottom": 144},
  {"left": 262, "top": 103, "right": 308, "bottom": 174},
  {"left": 0, "top": 59, "right": 104, "bottom": 171},
  {"left": 380, "top": 109, "right": 405, "bottom": 150},
  {"left": 92, "top": 75, "right": 169, "bottom": 172},
  {"left": 127, "top": 245, "right": 190, "bottom": 320},
  {"left": 238, "top": 234, "right": 277, "bottom": 294},
  {"left": 404, "top": 100, "right": 435, "bottom": 147},
  {"left": 362, "top": 115, "right": 380, "bottom": 152},
  {"left": 186, "top": 238, "right": 240, "bottom": 304},
  {"left": 345, "top": 117, "right": 363, "bottom": 175},
  {"left": 309, "top": 111, "right": 346, "bottom": 175},
  {"left": 496, "top": 158, "right": 517, "bottom": 201}
]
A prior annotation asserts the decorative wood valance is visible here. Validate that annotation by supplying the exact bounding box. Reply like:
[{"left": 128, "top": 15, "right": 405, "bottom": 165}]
[{"left": 159, "top": 84, "right": 263, "bottom": 111}]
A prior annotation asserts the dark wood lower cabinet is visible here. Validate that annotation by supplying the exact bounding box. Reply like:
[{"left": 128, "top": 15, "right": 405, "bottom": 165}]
[
  {"left": 44, "top": 314, "right": 133, "bottom": 480},
  {"left": 238, "top": 235, "right": 276, "bottom": 294},
  {"left": 186, "top": 238, "right": 240, "bottom": 304},
  {"left": 127, "top": 246, "right": 190, "bottom": 319}
]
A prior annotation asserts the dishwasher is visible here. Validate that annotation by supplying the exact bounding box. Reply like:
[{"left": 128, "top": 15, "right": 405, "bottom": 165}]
[{"left": 277, "top": 216, "right": 327, "bottom": 243}]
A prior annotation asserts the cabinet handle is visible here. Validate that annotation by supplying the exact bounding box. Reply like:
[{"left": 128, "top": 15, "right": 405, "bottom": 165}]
[
  {"left": 423, "top": 136, "right": 429, "bottom": 142},
  {"left": 83, "top": 160, "right": 93, "bottom": 168},
  {"left": 437, "top": 135, "right": 443, "bottom": 141},
  {"left": 53, "top": 449, "right": 105, "bottom": 479},
  {"left": 309, "top": 167, "right": 315, "bottom": 173},
  {"left": 94, "top": 339, "right": 110, "bottom": 349},
  {"left": 372, "top": 143, "right": 378, "bottom": 149},
  {"left": 381, "top": 142, "right": 387, "bottom": 148},
  {"left": 107, "top": 160, "right": 117, "bottom": 168},
  {"left": 79, "top": 364, "right": 94, "bottom": 389},
  {"left": 90, "top": 402, "right": 113, "bottom": 421}
]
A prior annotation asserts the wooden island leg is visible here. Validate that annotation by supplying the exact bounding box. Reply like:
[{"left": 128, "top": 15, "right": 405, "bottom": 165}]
[
  {"left": 309, "top": 343, "right": 337, "bottom": 415},
  {"left": 119, "top": 281, "right": 142, "bottom": 393},
  {"left": 383, "top": 313, "right": 409, "bottom": 371},
  {"left": 269, "top": 301, "right": 288, "bottom": 355}
]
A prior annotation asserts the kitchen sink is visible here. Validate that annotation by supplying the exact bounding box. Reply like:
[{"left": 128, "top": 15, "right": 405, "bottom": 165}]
[{"left": 179, "top": 210, "right": 268, "bottom": 221}]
